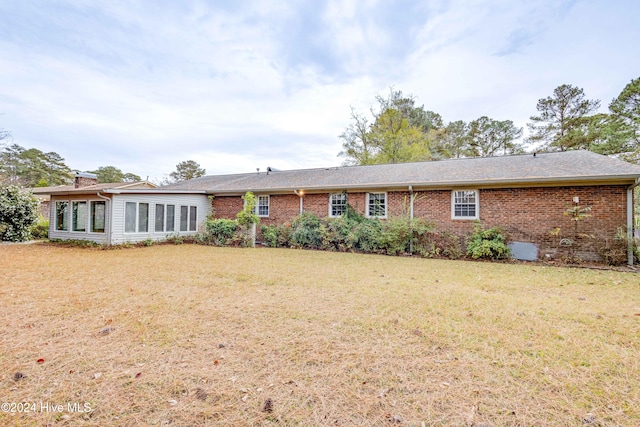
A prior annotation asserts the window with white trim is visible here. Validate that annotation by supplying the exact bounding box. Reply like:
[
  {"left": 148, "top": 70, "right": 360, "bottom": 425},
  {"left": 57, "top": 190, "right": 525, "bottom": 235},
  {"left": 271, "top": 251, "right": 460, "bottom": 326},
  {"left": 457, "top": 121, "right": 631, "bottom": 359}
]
[
  {"left": 367, "top": 192, "right": 387, "bottom": 218},
  {"left": 155, "top": 204, "right": 165, "bottom": 232},
  {"left": 452, "top": 190, "right": 479, "bottom": 219},
  {"left": 55, "top": 201, "right": 68, "bottom": 231},
  {"left": 256, "top": 195, "right": 269, "bottom": 217},
  {"left": 329, "top": 193, "right": 347, "bottom": 217},
  {"left": 90, "top": 201, "right": 106, "bottom": 233},
  {"left": 124, "top": 202, "right": 149, "bottom": 233},
  {"left": 166, "top": 205, "right": 175, "bottom": 232},
  {"left": 72, "top": 201, "right": 87, "bottom": 232},
  {"left": 179, "top": 205, "right": 198, "bottom": 232}
]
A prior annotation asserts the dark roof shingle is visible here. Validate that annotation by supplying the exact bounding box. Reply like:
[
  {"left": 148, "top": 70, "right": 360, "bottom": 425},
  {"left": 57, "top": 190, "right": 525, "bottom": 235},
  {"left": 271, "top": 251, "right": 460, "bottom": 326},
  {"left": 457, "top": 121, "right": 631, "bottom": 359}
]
[{"left": 164, "top": 150, "right": 640, "bottom": 194}]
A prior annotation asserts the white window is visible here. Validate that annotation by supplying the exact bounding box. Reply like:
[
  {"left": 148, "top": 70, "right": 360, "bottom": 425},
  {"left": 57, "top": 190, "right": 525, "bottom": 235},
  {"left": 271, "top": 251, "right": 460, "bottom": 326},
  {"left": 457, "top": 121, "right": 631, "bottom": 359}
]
[
  {"left": 90, "top": 201, "right": 106, "bottom": 233},
  {"left": 166, "top": 205, "right": 175, "bottom": 232},
  {"left": 180, "top": 205, "right": 189, "bottom": 231},
  {"left": 189, "top": 206, "right": 197, "bottom": 231},
  {"left": 367, "top": 193, "right": 387, "bottom": 218},
  {"left": 452, "top": 190, "right": 479, "bottom": 219},
  {"left": 155, "top": 204, "right": 165, "bottom": 232},
  {"left": 329, "top": 193, "right": 347, "bottom": 217},
  {"left": 124, "top": 202, "right": 149, "bottom": 233},
  {"left": 55, "top": 201, "right": 68, "bottom": 231},
  {"left": 256, "top": 195, "right": 269, "bottom": 217},
  {"left": 72, "top": 201, "right": 87, "bottom": 232},
  {"left": 180, "top": 205, "right": 198, "bottom": 232}
]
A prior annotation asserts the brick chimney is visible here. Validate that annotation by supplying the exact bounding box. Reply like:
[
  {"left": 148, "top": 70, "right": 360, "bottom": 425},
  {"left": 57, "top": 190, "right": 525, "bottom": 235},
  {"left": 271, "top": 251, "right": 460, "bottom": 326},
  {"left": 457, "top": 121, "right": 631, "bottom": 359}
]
[{"left": 74, "top": 172, "right": 98, "bottom": 188}]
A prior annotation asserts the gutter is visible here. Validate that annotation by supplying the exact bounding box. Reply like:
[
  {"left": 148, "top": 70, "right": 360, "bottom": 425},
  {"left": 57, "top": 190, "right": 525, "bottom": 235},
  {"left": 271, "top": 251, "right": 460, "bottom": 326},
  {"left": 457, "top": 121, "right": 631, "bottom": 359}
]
[
  {"left": 96, "top": 192, "right": 112, "bottom": 246},
  {"left": 628, "top": 178, "right": 640, "bottom": 266},
  {"left": 409, "top": 186, "right": 414, "bottom": 255}
]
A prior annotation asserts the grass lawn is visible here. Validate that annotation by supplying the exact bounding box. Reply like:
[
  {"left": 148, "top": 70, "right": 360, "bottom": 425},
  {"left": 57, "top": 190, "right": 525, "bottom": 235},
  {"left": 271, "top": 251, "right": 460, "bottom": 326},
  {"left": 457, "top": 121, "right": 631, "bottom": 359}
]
[{"left": 0, "top": 244, "right": 638, "bottom": 426}]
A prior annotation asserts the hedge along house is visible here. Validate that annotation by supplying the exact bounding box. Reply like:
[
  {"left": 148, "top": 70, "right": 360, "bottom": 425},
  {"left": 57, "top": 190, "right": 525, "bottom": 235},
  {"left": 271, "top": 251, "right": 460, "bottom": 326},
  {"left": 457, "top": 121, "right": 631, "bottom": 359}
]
[
  {"left": 166, "top": 150, "right": 640, "bottom": 264},
  {"left": 45, "top": 173, "right": 209, "bottom": 245}
]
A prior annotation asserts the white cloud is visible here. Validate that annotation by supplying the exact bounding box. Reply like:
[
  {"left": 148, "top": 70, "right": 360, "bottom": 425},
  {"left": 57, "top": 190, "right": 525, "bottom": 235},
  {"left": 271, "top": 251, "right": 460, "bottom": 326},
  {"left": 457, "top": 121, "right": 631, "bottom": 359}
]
[{"left": 0, "top": 0, "right": 638, "bottom": 181}]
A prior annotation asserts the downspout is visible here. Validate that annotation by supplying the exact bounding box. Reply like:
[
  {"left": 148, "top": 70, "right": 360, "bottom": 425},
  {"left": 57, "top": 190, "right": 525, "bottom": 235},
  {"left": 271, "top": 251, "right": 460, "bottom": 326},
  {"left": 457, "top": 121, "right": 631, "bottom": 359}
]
[
  {"left": 96, "top": 192, "right": 112, "bottom": 246},
  {"left": 627, "top": 178, "right": 640, "bottom": 266},
  {"left": 294, "top": 190, "right": 304, "bottom": 215},
  {"left": 409, "top": 185, "right": 414, "bottom": 255}
]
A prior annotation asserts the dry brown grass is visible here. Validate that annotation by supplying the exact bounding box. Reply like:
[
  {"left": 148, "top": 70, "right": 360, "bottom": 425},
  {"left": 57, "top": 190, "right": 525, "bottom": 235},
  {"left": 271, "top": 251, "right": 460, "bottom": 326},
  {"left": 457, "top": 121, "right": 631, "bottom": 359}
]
[{"left": 0, "top": 244, "right": 638, "bottom": 426}]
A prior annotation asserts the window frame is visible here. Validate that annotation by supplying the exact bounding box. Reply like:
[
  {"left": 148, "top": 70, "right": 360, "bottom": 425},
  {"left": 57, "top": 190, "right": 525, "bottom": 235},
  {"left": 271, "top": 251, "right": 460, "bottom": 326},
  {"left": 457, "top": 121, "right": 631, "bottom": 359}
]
[
  {"left": 329, "top": 193, "right": 347, "bottom": 217},
  {"left": 72, "top": 201, "right": 87, "bottom": 232},
  {"left": 166, "top": 205, "right": 175, "bottom": 232},
  {"left": 55, "top": 201, "right": 69, "bottom": 231},
  {"left": 189, "top": 206, "right": 197, "bottom": 231},
  {"left": 90, "top": 200, "right": 106, "bottom": 233},
  {"left": 180, "top": 205, "right": 189, "bottom": 232},
  {"left": 366, "top": 192, "right": 387, "bottom": 218},
  {"left": 451, "top": 189, "right": 479, "bottom": 220},
  {"left": 256, "top": 195, "right": 270, "bottom": 217},
  {"left": 155, "top": 203, "right": 165, "bottom": 232},
  {"left": 124, "top": 201, "right": 150, "bottom": 233}
]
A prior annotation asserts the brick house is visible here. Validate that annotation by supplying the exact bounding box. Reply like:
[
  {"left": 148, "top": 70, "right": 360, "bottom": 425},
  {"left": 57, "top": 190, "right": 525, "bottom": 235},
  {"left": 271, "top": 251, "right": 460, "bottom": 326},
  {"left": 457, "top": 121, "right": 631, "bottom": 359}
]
[
  {"left": 166, "top": 151, "right": 640, "bottom": 264},
  {"left": 42, "top": 152, "right": 640, "bottom": 263}
]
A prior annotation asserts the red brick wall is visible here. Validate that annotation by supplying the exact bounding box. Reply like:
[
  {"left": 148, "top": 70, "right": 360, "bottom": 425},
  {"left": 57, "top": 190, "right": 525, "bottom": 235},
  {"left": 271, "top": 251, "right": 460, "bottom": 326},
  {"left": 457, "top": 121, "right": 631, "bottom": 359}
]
[
  {"left": 210, "top": 185, "right": 630, "bottom": 260},
  {"left": 212, "top": 196, "right": 243, "bottom": 219}
]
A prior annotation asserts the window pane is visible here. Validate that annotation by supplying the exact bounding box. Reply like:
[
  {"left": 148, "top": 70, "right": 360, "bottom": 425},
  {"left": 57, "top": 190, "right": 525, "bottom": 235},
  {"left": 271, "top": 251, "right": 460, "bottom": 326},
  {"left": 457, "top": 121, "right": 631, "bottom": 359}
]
[
  {"left": 138, "top": 203, "right": 149, "bottom": 232},
  {"left": 166, "top": 205, "right": 175, "bottom": 232},
  {"left": 55, "top": 201, "right": 68, "bottom": 231},
  {"left": 368, "top": 193, "right": 386, "bottom": 217},
  {"left": 258, "top": 196, "right": 269, "bottom": 216},
  {"left": 330, "top": 193, "right": 346, "bottom": 216},
  {"left": 180, "top": 206, "right": 188, "bottom": 231},
  {"left": 72, "top": 201, "right": 87, "bottom": 232},
  {"left": 189, "top": 206, "right": 197, "bottom": 231},
  {"left": 125, "top": 202, "right": 136, "bottom": 233},
  {"left": 91, "top": 201, "right": 105, "bottom": 233},
  {"left": 155, "top": 204, "right": 164, "bottom": 232},
  {"left": 453, "top": 191, "right": 477, "bottom": 218}
]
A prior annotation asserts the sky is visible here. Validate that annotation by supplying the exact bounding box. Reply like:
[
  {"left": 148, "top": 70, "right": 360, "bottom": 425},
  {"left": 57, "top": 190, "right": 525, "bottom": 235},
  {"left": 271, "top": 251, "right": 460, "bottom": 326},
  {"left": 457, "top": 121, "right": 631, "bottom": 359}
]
[{"left": 1, "top": 0, "right": 639, "bottom": 182}]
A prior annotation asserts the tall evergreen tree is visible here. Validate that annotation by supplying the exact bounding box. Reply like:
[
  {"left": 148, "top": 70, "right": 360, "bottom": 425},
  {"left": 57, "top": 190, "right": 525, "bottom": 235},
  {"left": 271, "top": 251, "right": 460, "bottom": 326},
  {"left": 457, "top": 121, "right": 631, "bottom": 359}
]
[{"left": 527, "top": 84, "right": 600, "bottom": 152}]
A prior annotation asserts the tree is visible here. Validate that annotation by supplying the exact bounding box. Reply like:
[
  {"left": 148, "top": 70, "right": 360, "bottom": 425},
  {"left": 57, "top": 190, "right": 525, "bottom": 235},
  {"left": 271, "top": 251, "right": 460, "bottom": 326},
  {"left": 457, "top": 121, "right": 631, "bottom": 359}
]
[
  {"left": 90, "top": 166, "right": 142, "bottom": 183},
  {"left": 339, "top": 88, "right": 436, "bottom": 165},
  {"left": 609, "top": 77, "right": 640, "bottom": 163},
  {"left": 527, "top": 84, "right": 601, "bottom": 152},
  {"left": 0, "top": 144, "right": 72, "bottom": 187},
  {"left": 0, "top": 185, "right": 39, "bottom": 242},
  {"left": 169, "top": 160, "right": 206, "bottom": 182},
  {"left": 123, "top": 172, "right": 142, "bottom": 182},
  {"left": 0, "top": 127, "right": 10, "bottom": 147},
  {"left": 432, "top": 120, "right": 470, "bottom": 159},
  {"left": 467, "top": 116, "right": 524, "bottom": 157}
]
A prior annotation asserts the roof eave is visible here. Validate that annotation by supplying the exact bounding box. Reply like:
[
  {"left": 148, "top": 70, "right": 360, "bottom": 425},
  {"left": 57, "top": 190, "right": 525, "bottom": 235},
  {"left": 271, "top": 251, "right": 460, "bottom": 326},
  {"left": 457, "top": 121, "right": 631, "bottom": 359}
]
[{"left": 204, "top": 175, "right": 640, "bottom": 195}]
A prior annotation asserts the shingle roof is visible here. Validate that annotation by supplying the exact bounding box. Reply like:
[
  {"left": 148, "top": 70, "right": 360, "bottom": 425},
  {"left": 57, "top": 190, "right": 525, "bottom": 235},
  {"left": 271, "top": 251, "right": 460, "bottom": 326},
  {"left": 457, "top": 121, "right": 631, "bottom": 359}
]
[
  {"left": 34, "top": 181, "right": 157, "bottom": 195},
  {"left": 164, "top": 150, "right": 640, "bottom": 194}
]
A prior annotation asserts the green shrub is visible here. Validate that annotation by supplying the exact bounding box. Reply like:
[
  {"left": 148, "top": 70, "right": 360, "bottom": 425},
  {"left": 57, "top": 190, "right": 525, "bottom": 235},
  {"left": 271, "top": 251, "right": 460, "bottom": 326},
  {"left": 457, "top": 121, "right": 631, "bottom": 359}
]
[
  {"left": 261, "top": 224, "right": 291, "bottom": 248},
  {"left": 290, "top": 212, "right": 323, "bottom": 249},
  {"left": 199, "top": 218, "right": 240, "bottom": 246},
  {"left": 466, "top": 222, "right": 511, "bottom": 260},
  {"left": 0, "top": 185, "right": 39, "bottom": 242},
  {"left": 30, "top": 216, "right": 49, "bottom": 240},
  {"left": 378, "top": 217, "right": 411, "bottom": 255}
]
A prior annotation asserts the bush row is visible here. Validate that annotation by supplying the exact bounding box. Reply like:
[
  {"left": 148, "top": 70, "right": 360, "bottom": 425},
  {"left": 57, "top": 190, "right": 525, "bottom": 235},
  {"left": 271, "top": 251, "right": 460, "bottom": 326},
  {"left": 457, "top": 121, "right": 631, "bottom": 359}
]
[{"left": 260, "top": 209, "right": 512, "bottom": 260}]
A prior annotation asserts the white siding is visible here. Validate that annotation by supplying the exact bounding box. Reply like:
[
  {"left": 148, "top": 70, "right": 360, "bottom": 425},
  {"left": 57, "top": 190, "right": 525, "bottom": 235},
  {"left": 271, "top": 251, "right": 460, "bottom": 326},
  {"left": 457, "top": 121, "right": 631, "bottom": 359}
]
[
  {"left": 110, "top": 194, "right": 210, "bottom": 244},
  {"left": 48, "top": 195, "right": 110, "bottom": 244}
]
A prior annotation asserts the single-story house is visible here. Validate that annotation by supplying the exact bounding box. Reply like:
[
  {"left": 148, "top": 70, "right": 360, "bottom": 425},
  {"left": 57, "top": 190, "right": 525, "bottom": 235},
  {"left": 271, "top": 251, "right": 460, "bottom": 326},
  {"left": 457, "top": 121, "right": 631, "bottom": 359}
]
[{"left": 46, "top": 151, "right": 640, "bottom": 263}]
